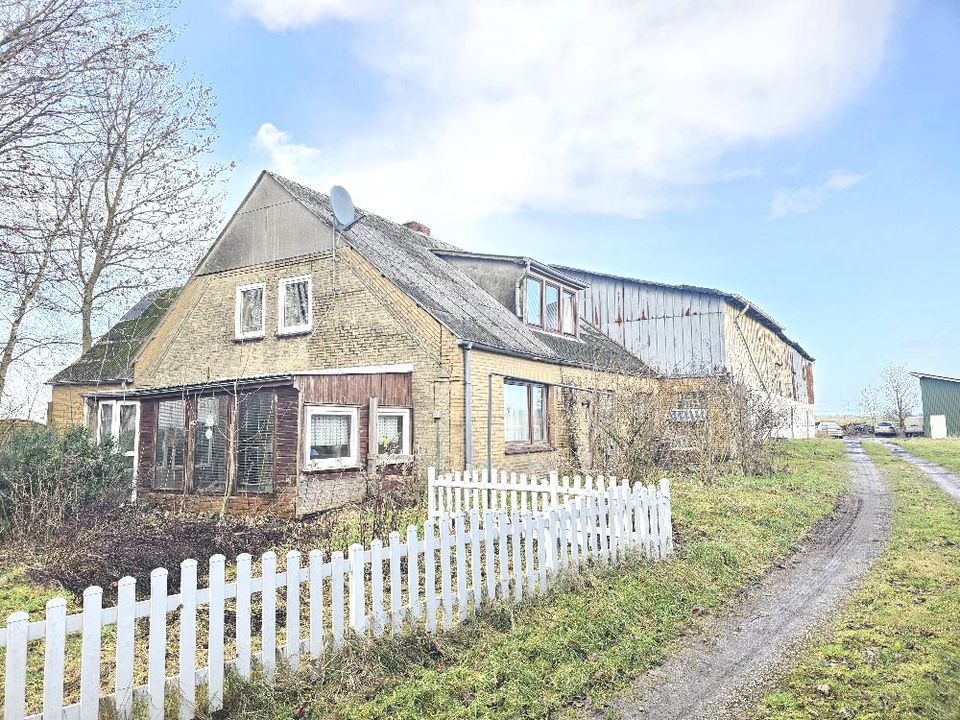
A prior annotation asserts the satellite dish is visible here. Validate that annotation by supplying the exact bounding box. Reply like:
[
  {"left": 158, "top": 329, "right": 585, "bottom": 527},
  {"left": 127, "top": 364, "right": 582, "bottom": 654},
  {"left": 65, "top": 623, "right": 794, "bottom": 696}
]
[{"left": 330, "top": 185, "right": 356, "bottom": 229}]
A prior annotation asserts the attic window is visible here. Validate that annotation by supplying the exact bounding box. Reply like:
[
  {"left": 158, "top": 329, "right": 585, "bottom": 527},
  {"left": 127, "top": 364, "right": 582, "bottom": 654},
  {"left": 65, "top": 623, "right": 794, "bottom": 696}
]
[
  {"left": 235, "top": 283, "right": 265, "bottom": 340},
  {"left": 523, "top": 274, "right": 578, "bottom": 337}
]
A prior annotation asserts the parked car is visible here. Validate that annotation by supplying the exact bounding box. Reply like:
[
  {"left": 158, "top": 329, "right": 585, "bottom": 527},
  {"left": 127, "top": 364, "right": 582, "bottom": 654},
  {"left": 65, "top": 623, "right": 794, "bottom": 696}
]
[
  {"left": 874, "top": 421, "right": 898, "bottom": 437},
  {"left": 904, "top": 416, "right": 924, "bottom": 437},
  {"left": 816, "top": 421, "right": 844, "bottom": 439}
]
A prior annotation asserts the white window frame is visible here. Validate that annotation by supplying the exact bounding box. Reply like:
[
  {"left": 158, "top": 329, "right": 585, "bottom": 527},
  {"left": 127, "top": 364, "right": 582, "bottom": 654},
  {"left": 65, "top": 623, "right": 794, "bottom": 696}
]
[
  {"left": 235, "top": 282, "right": 266, "bottom": 340},
  {"left": 96, "top": 399, "right": 140, "bottom": 473},
  {"left": 277, "top": 275, "right": 313, "bottom": 336},
  {"left": 303, "top": 405, "right": 360, "bottom": 471},
  {"left": 376, "top": 407, "right": 412, "bottom": 457}
]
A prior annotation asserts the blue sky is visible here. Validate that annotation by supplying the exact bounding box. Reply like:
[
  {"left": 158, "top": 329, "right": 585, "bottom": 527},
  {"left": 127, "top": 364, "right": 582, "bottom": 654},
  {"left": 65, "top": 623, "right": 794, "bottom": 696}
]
[{"left": 169, "top": 0, "right": 960, "bottom": 415}]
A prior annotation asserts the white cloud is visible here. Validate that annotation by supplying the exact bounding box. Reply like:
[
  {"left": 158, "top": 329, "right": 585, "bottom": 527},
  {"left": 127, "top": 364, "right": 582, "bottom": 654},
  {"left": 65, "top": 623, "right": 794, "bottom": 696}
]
[
  {"left": 238, "top": 1, "right": 895, "bottom": 232},
  {"left": 251, "top": 123, "right": 322, "bottom": 177},
  {"left": 770, "top": 170, "right": 865, "bottom": 217}
]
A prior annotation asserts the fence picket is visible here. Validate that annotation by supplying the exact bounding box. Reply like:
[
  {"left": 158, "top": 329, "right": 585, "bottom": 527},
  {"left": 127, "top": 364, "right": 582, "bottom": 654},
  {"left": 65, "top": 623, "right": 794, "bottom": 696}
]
[
  {"left": 208, "top": 554, "right": 226, "bottom": 710},
  {"left": 147, "top": 570, "right": 166, "bottom": 720},
  {"left": 390, "top": 532, "right": 403, "bottom": 633},
  {"left": 179, "top": 559, "right": 198, "bottom": 720},
  {"left": 286, "top": 551, "right": 301, "bottom": 667},
  {"left": 497, "top": 509, "right": 509, "bottom": 597},
  {"left": 309, "top": 550, "right": 324, "bottom": 659},
  {"left": 469, "top": 511, "right": 482, "bottom": 609},
  {"left": 439, "top": 517, "right": 453, "bottom": 629},
  {"left": 331, "top": 551, "right": 346, "bottom": 650},
  {"left": 114, "top": 577, "right": 135, "bottom": 719},
  {"left": 348, "top": 544, "right": 366, "bottom": 635},
  {"left": 484, "top": 510, "right": 497, "bottom": 600},
  {"left": 236, "top": 553, "right": 253, "bottom": 677},
  {"left": 260, "top": 551, "right": 277, "bottom": 681},
  {"left": 5, "top": 612, "right": 28, "bottom": 720},
  {"left": 407, "top": 525, "right": 421, "bottom": 627},
  {"left": 511, "top": 510, "right": 523, "bottom": 602},
  {"left": 455, "top": 514, "right": 468, "bottom": 621},
  {"left": 370, "top": 539, "right": 385, "bottom": 638},
  {"left": 42, "top": 599, "right": 66, "bottom": 720},
  {"left": 424, "top": 520, "right": 438, "bottom": 633}
]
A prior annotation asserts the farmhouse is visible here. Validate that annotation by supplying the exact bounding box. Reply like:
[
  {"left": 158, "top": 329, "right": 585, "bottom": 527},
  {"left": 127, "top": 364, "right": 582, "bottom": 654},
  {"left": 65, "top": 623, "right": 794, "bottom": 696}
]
[
  {"left": 47, "top": 171, "right": 651, "bottom": 516},
  {"left": 553, "top": 267, "right": 816, "bottom": 438}
]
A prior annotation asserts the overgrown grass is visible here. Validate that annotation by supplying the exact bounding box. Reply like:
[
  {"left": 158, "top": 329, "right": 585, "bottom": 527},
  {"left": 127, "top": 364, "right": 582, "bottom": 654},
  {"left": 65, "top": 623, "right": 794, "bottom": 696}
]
[
  {"left": 893, "top": 437, "right": 960, "bottom": 475},
  {"left": 752, "top": 441, "right": 960, "bottom": 720},
  {"left": 218, "top": 440, "right": 849, "bottom": 720}
]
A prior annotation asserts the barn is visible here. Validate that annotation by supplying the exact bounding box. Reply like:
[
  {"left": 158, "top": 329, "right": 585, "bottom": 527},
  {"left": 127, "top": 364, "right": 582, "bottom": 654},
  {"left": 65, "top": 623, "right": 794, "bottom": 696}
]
[{"left": 911, "top": 371, "right": 960, "bottom": 438}]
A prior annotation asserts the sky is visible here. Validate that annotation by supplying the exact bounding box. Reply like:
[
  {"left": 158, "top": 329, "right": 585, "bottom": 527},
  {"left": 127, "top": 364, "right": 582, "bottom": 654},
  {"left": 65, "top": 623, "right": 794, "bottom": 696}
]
[{"left": 160, "top": 0, "right": 960, "bottom": 416}]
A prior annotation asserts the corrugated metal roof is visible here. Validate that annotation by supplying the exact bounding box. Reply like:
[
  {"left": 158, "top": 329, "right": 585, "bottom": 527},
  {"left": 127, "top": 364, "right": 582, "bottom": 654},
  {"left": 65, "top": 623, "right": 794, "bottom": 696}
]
[{"left": 552, "top": 264, "right": 814, "bottom": 361}]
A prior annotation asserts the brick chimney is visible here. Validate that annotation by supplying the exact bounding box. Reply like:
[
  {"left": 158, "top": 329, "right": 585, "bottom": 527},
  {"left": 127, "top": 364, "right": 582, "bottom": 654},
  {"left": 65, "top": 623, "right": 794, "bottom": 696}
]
[{"left": 403, "top": 221, "right": 430, "bottom": 236}]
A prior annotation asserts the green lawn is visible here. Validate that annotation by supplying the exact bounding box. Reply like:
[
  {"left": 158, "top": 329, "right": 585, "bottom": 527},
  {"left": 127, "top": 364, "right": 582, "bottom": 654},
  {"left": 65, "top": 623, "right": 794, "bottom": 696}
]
[
  {"left": 219, "top": 440, "right": 850, "bottom": 720},
  {"left": 893, "top": 437, "right": 960, "bottom": 476},
  {"left": 751, "top": 441, "right": 960, "bottom": 720}
]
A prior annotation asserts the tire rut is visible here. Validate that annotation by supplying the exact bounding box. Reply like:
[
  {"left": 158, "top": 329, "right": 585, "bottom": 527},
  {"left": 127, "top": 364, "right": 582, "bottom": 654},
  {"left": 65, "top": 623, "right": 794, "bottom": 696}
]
[{"left": 601, "top": 439, "right": 892, "bottom": 720}]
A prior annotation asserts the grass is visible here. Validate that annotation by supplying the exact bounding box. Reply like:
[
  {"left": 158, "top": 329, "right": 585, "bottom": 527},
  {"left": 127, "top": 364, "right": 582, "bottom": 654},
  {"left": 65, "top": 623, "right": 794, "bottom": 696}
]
[
  {"left": 892, "top": 437, "right": 960, "bottom": 475},
  {"left": 218, "top": 440, "right": 850, "bottom": 720},
  {"left": 751, "top": 441, "right": 960, "bottom": 720}
]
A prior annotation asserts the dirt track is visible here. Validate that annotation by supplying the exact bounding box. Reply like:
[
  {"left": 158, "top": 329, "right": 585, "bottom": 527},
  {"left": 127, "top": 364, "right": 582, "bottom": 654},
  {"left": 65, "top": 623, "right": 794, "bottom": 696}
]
[
  {"left": 605, "top": 440, "right": 892, "bottom": 720},
  {"left": 880, "top": 440, "right": 960, "bottom": 502}
]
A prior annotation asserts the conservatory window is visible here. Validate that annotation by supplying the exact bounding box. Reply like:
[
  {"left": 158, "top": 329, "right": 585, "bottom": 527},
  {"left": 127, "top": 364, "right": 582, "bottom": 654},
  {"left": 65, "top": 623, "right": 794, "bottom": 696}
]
[
  {"left": 154, "top": 399, "right": 185, "bottom": 490},
  {"left": 304, "top": 406, "right": 359, "bottom": 470}
]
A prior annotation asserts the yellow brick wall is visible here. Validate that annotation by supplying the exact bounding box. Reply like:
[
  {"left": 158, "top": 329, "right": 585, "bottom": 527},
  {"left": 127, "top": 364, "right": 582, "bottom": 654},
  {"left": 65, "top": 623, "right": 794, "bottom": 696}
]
[
  {"left": 133, "top": 246, "right": 458, "bottom": 472},
  {"left": 48, "top": 384, "right": 103, "bottom": 428}
]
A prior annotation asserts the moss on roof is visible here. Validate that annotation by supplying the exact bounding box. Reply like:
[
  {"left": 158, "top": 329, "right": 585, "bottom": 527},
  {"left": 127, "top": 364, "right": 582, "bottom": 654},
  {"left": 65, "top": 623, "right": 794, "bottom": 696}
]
[{"left": 49, "top": 288, "right": 180, "bottom": 385}]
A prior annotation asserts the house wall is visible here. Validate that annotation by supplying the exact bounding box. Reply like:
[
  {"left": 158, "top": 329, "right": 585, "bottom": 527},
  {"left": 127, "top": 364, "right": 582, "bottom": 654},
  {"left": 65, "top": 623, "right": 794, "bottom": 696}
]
[
  {"left": 463, "top": 347, "right": 656, "bottom": 476},
  {"left": 47, "top": 384, "right": 102, "bottom": 427},
  {"left": 129, "top": 243, "right": 460, "bottom": 515}
]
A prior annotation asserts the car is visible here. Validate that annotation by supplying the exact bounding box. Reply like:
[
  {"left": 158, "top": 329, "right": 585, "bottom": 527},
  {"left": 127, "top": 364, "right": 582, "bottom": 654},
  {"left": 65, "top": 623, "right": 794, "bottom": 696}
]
[
  {"left": 874, "top": 421, "right": 898, "bottom": 437},
  {"left": 816, "top": 421, "right": 844, "bottom": 439}
]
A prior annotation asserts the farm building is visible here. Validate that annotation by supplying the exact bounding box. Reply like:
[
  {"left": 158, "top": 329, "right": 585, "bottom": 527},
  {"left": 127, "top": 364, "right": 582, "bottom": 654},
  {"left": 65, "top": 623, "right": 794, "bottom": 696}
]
[
  {"left": 911, "top": 371, "right": 960, "bottom": 438},
  {"left": 551, "top": 267, "right": 816, "bottom": 438}
]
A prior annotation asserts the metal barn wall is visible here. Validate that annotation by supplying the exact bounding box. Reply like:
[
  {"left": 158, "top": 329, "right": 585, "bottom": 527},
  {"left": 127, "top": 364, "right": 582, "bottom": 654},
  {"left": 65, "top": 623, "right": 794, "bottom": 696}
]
[
  {"left": 564, "top": 271, "right": 726, "bottom": 375},
  {"left": 919, "top": 377, "right": 960, "bottom": 437}
]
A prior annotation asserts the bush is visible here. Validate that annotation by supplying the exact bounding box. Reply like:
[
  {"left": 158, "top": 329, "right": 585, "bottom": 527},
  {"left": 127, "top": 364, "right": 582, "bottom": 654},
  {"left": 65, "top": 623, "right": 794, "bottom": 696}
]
[{"left": 0, "top": 425, "right": 129, "bottom": 538}]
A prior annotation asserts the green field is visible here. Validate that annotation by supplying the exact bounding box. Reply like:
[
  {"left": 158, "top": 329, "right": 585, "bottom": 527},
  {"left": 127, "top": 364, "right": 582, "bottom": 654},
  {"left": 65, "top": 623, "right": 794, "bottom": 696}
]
[
  {"left": 218, "top": 440, "right": 850, "bottom": 720},
  {"left": 752, "top": 441, "right": 960, "bottom": 720},
  {"left": 893, "top": 437, "right": 960, "bottom": 475}
]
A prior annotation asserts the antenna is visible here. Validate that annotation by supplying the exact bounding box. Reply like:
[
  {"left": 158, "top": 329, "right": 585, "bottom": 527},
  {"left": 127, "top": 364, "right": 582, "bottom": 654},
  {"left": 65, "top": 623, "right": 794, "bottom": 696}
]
[{"left": 330, "top": 185, "right": 360, "bottom": 231}]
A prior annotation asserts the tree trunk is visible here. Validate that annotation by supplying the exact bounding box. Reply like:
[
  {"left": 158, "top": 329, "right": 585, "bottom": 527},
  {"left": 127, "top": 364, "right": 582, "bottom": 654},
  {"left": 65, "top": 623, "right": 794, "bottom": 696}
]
[{"left": 80, "top": 280, "right": 95, "bottom": 351}]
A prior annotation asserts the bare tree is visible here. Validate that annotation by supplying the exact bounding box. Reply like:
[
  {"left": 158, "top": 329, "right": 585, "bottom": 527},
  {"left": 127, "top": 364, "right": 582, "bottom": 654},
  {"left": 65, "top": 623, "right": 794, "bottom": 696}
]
[
  {"left": 864, "top": 364, "right": 919, "bottom": 435},
  {"left": 57, "top": 23, "right": 231, "bottom": 350}
]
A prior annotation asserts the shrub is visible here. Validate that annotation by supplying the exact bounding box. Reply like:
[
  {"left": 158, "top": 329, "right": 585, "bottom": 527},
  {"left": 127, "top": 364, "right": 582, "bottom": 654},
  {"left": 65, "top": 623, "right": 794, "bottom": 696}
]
[{"left": 0, "top": 425, "right": 129, "bottom": 539}]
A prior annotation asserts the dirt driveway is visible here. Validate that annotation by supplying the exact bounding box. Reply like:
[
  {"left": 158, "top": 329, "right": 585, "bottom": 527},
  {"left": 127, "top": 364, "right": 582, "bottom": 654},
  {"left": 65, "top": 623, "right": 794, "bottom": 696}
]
[
  {"left": 880, "top": 440, "right": 960, "bottom": 502},
  {"left": 603, "top": 439, "right": 892, "bottom": 720}
]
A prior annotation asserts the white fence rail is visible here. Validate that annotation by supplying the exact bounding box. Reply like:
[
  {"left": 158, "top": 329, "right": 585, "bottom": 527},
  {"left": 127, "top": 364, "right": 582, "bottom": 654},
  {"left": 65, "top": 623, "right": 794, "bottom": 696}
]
[{"left": 1, "top": 468, "right": 673, "bottom": 720}]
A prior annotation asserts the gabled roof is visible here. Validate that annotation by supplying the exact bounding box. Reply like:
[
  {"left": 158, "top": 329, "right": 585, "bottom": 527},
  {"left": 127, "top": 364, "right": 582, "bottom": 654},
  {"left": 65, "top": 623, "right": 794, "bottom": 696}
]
[
  {"left": 269, "top": 173, "right": 651, "bottom": 374},
  {"left": 552, "top": 264, "right": 814, "bottom": 362},
  {"left": 48, "top": 288, "right": 181, "bottom": 385}
]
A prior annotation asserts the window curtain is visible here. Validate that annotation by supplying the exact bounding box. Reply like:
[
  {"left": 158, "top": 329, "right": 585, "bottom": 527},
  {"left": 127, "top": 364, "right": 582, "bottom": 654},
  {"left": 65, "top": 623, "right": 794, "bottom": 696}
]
[
  {"left": 310, "top": 413, "right": 351, "bottom": 459},
  {"left": 377, "top": 414, "right": 403, "bottom": 454},
  {"left": 241, "top": 287, "right": 263, "bottom": 332},
  {"left": 284, "top": 280, "right": 309, "bottom": 327},
  {"left": 154, "top": 399, "right": 185, "bottom": 490}
]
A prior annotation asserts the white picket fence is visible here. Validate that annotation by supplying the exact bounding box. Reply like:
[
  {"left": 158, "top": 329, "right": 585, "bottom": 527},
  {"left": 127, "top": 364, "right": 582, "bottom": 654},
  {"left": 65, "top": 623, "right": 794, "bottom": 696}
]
[{"left": 0, "top": 468, "right": 673, "bottom": 720}]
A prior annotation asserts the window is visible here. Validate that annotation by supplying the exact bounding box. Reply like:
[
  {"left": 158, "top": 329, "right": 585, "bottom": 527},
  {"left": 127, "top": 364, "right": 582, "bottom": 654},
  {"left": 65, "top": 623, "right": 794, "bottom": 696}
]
[
  {"left": 193, "top": 396, "right": 228, "bottom": 492},
  {"left": 304, "top": 406, "right": 359, "bottom": 470},
  {"left": 154, "top": 399, "right": 185, "bottom": 490},
  {"left": 524, "top": 277, "right": 542, "bottom": 326},
  {"left": 561, "top": 290, "right": 576, "bottom": 335},
  {"left": 237, "top": 391, "right": 275, "bottom": 492},
  {"left": 671, "top": 391, "right": 707, "bottom": 423},
  {"left": 504, "top": 381, "right": 548, "bottom": 446},
  {"left": 523, "top": 274, "right": 578, "bottom": 337},
  {"left": 544, "top": 284, "right": 560, "bottom": 331},
  {"left": 376, "top": 408, "right": 411, "bottom": 456},
  {"left": 278, "top": 275, "right": 312, "bottom": 335},
  {"left": 96, "top": 399, "right": 139, "bottom": 481},
  {"left": 235, "top": 283, "right": 265, "bottom": 339}
]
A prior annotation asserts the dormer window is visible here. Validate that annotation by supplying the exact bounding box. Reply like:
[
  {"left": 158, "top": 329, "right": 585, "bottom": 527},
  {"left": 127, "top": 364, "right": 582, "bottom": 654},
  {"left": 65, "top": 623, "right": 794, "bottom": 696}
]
[{"left": 523, "top": 274, "right": 578, "bottom": 337}]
